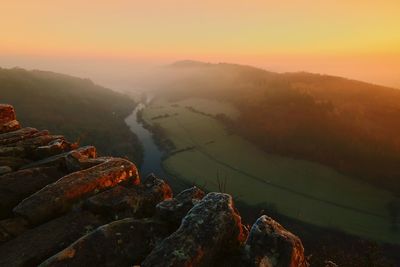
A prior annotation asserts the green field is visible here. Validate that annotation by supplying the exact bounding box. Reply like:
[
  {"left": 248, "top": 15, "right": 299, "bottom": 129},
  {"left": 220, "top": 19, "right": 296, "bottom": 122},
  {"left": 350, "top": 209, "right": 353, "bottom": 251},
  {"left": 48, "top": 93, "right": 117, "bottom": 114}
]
[{"left": 142, "top": 97, "right": 400, "bottom": 244}]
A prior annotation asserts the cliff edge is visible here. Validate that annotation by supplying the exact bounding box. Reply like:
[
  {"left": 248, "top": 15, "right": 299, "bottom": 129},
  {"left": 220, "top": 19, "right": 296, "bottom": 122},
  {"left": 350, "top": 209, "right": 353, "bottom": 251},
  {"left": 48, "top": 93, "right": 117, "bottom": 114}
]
[{"left": 0, "top": 104, "right": 308, "bottom": 267}]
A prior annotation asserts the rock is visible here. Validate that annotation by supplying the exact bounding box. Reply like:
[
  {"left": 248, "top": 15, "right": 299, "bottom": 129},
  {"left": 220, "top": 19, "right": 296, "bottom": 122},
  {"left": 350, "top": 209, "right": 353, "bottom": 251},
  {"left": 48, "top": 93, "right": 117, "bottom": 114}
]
[
  {"left": 0, "top": 156, "right": 32, "bottom": 170},
  {"left": 155, "top": 186, "right": 205, "bottom": 226},
  {"left": 142, "top": 192, "right": 246, "bottom": 267},
  {"left": 32, "top": 138, "right": 77, "bottom": 159},
  {"left": 39, "top": 218, "right": 171, "bottom": 267},
  {"left": 0, "top": 166, "right": 12, "bottom": 175},
  {"left": 0, "top": 120, "right": 21, "bottom": 134},
  {"left": 0, "top": 104, "right": 16, "bottom": 124},
  {"left": 0, "top": 167, "right": 66, "bottom": 219},
  {"left": 13, "top": 158, "right": 139, "bottom": 225},
  {"left": 21, "top": 145, "right": 97, "bottom": 171},
  {"left": 0, "top": 127, "right": 40, "bottom": 145},
  {"left": 0, "top": 135, "right": 68, "bottom": 158},
  {"left": 74, "top": 157, "right": 114, "bottom": 170},
  {"left": 0, "top": 217, "right": 29, "bottom": 244},
  {"left": 0, "top": 211, "right": 107, "bottom": 267},
  {"left": 324, "top": 261, "right": 338, "bottom": 267},
  {"left": 132, "top": 174, "right": 173, "bottom": 217},
  {"left": 244, "top": 215, "right": 308, "bottom": 267},
  {"left": 84, "top": 175, "right": 172, "bottom": 220},
  {"left": 0, "top": 146, "right": 25, "bottom": 157}
]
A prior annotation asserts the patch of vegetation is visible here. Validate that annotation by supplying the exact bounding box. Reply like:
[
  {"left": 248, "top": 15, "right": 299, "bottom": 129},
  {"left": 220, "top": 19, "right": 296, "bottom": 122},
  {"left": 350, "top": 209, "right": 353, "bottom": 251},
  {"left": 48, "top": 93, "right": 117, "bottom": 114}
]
[{"left": 0, "top": 67, "right": 143, "bottom": 165}]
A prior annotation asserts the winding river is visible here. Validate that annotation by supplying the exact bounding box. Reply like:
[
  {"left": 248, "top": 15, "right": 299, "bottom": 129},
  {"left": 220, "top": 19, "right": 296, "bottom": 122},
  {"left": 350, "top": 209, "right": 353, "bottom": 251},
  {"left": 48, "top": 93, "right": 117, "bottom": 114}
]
[{"left": 124, "top": 102, "right": 167, "bottom": 178}]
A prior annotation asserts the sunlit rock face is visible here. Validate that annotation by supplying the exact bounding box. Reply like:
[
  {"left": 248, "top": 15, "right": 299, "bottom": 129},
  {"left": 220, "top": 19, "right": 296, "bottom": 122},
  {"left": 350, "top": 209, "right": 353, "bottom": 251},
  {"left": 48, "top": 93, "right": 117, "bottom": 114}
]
[
  {"left": 142, "top": 192, "right": 247, "bottom": 267},
  {"left": 0, "top": 104, "right": 309, "bottom": 267},
  {"left": 0, "top": 105, "right": 20, "bottom": 134},
  {"left": 0, "top": 104, "right": 17, "bottom": 124},
  {"left": 244, "top": 215, "right": 308, "bottom": 267}
]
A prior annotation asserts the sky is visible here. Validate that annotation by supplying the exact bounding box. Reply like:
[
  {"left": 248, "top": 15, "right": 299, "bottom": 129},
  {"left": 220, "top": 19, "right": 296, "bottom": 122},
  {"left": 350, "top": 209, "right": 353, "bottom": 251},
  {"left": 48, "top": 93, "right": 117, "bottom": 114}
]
[{"left": 1, "top": 0, "right": 400, "bottom": 90}]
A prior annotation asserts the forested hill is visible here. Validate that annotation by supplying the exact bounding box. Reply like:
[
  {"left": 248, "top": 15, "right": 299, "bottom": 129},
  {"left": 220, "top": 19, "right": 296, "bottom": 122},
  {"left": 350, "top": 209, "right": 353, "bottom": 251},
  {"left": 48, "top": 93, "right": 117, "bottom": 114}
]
[
  {"left": 141, "top": 61, "right": 400, "bottom": 195},
  {"left": 0, "top": 67, "right": 142, "bottom": 165}
]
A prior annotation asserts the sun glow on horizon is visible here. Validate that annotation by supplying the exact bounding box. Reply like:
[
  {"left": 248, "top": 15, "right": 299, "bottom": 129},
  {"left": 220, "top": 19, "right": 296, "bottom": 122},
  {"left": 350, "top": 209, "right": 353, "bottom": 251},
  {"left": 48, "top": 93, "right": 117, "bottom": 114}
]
[{"left": 1, "top": 0, "right": 400, "bottom": 88}]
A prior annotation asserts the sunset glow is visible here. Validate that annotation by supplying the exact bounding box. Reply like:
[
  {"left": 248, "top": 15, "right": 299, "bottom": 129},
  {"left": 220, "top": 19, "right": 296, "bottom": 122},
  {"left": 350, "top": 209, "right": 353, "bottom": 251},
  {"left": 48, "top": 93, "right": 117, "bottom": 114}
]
[{"left": 1, "top": 0, "right": 400, "bottom": 88}]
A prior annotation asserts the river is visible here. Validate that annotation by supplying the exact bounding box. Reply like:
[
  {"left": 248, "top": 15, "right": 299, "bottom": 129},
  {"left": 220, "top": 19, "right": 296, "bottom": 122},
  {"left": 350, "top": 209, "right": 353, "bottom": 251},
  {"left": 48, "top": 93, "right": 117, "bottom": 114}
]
[{"left": 124, "top": 102, "right": 167, "bottom": 179}]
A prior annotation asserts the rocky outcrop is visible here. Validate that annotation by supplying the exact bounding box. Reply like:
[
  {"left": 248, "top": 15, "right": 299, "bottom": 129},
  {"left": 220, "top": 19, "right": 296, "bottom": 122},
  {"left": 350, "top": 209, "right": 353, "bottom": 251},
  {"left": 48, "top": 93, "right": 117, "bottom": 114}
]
[
  {"left": 0, "top": 104, "right": 308, "bottom": 267},
  {"left": 142, "top": 192, "right": 247, "bottom": 267},
  {"left": 0, "top": 211, "right": 108, "bottom": 267},
  {"left": 155, "top": 186, "right": 205, "bottom": 226},
  {"left": 244, "top": 215, "right": 308, "bottom": 267},
  {"left": 13, "top": 158, "right": 139, "bottom": 225},
  {"left": 0, "top": 127, "right": 41, "bottom": 145},
  {"left": 0, "top": 104, "right": 17, "bottom": 124},
  {"left": 0, "top": 104, "right": 20, "bottom": 133},
  {"left": 39, "top": 218, "right": 171, "bottom": 267},
  {"left": 0, "top": 167, "right": 66, "bottom": 219},
  {"left": 84, "top": 174, "right": 172, "bottom": 220}
]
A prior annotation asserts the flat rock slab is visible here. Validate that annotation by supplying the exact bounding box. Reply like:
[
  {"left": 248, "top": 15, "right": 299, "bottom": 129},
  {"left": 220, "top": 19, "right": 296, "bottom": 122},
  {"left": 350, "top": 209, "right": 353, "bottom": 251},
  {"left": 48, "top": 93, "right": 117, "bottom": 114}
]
[
  {"left": 0, "top": 135, "right": 67, "bottom": 159},
  {"left": 244, "top": 215, "right": 308, "bottom": 267},
  {"left": 0, "top": 127, "right": 40, "bottom": 145},
  {"left": 40, "top": 218, "right": 171, "bottom": 267},
  {"left": 13, "top": 158, "right": 139, "bottom": 225},
  {"left": 142, "top": 192, "right": 246, "bottom": 267},
  {"left": 0, "top": 167, "right": 66, "bottom": 219},
  {"left": 84, "top": 175, "right": 172, "bottom": 220},
  {"left": 0, "top": 211, "right": 107, "bottom": 267}
]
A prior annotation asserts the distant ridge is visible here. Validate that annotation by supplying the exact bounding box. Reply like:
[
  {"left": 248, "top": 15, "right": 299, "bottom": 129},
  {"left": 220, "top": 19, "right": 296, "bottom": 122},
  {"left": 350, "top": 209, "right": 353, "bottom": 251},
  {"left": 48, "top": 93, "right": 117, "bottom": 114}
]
[
  {"left": 168, "top": 60, "right": 213, "bottom": 68},
  {"left": 169, "top": 60, "right": 399, "bottom": 90}
]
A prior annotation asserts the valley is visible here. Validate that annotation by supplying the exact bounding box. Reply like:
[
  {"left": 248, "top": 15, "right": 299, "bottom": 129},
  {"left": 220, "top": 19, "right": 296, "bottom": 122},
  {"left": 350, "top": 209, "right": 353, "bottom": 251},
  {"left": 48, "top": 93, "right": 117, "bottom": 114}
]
[{"left": 139, "top": 97, "right": 400, "bottom": 244}]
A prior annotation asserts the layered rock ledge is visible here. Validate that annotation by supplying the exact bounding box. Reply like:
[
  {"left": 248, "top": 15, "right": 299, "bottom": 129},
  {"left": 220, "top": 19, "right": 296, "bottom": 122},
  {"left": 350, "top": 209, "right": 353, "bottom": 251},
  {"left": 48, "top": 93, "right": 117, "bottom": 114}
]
[{"left": 0, "top": 104, "right": 308, "bottom": 267}]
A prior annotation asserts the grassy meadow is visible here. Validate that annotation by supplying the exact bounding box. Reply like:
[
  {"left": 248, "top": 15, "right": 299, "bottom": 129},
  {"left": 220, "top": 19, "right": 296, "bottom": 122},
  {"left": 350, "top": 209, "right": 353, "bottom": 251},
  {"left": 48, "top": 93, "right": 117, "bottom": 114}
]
[{"left": 142, "top": 97, "right": 400, "bottom": 244}]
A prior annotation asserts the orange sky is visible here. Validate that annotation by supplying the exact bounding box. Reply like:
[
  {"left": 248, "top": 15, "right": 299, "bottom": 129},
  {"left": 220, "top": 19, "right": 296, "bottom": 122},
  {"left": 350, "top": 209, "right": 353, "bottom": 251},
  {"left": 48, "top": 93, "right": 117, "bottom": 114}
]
[{"left": 1, "top": 0, "right": 400, "bottom": 89}]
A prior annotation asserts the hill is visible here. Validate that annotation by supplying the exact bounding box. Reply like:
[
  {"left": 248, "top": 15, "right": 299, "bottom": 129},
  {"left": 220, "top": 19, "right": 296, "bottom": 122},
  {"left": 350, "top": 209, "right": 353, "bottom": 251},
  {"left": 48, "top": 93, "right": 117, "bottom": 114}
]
[
  {"left": 139, "top": 61, "right": 400, "bottom": 195},
  {"left": 0, "top": 67, "right": 142, "bottom": 165}
]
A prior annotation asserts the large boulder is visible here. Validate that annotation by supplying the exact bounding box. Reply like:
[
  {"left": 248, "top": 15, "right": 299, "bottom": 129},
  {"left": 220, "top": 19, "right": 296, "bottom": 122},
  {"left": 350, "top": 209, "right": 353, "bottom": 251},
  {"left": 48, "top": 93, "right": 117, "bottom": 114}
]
[
  {"left": 0, "top": 104, "right": 16, "bottom": 124},
  {"left": 0, "top": 105, "right": 20, "bottom": 134},
  {"left": 84, "top": 175, "right": 172, "bottom": 220},
  {"left": 0, "top": 211, "right": 108, "bottom": 267},
  {"left": 39, "top": 218, "right": 171, "bottom": 267},
  {"left": 243, "top": 215, "right": 308, "bottom": 267},
  {"left": 155, "top": 186, "right": 205, "bottom": 226},
  {"left": 0, "top": 167, "right": 66, "bottom": 219},
  {"left": 142, "top": 192, "right": 247, "bottom": 267},
  {"left": 13, "top": 158, "right": 139, "bottom": 225}
]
